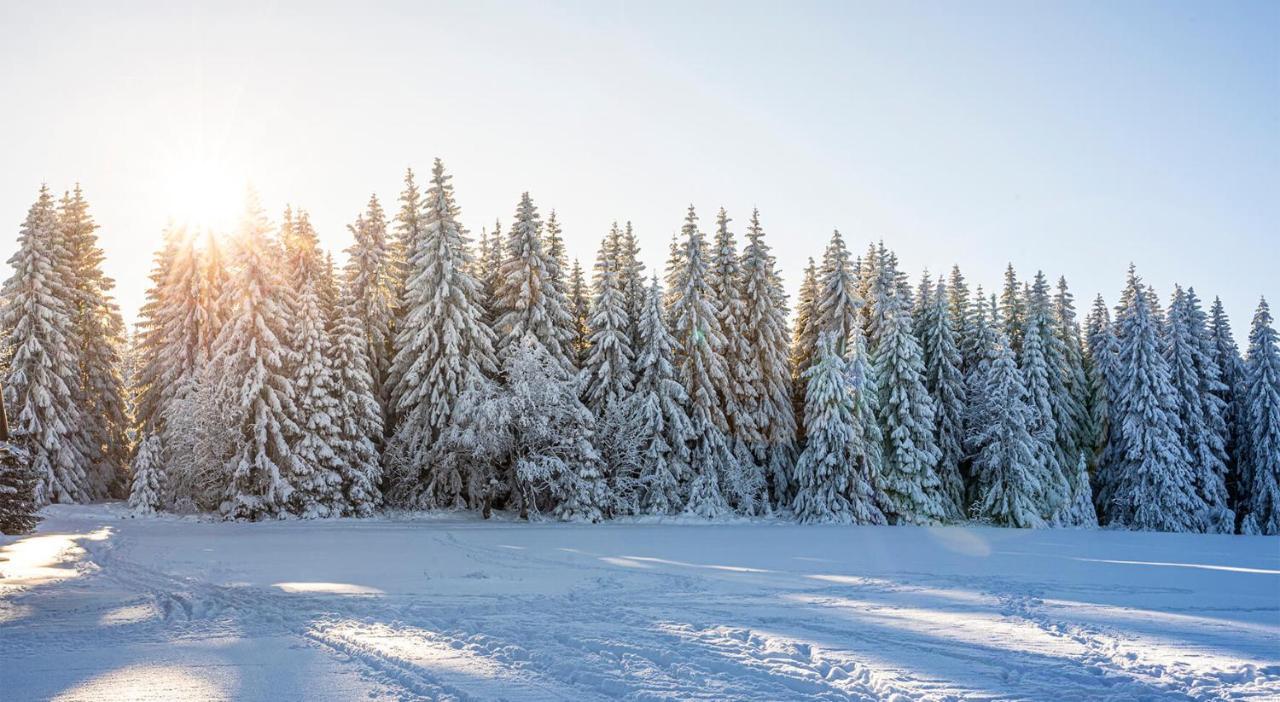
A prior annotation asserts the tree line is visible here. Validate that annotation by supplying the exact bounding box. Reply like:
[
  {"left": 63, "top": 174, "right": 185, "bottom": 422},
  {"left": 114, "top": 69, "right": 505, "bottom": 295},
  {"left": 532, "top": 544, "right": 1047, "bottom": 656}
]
[{"left": 1, "top": 160, "right": 1277, "bottom": 534}]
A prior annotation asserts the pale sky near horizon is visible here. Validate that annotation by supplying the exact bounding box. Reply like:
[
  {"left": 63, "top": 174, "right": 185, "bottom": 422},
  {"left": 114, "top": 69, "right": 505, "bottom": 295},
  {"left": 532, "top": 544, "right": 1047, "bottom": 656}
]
[{"left": 1, "top": 1, "right": 1276, "bottom": 343}]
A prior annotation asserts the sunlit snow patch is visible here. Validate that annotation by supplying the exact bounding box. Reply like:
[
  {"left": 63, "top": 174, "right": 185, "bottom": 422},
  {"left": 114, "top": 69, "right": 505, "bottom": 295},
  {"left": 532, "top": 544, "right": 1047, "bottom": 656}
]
[
  {"left": 51, "top": 663, "right": 226, "bottom": 701},
  {"left": 273, "top": 582, "right": 384, "bottom": 595}
]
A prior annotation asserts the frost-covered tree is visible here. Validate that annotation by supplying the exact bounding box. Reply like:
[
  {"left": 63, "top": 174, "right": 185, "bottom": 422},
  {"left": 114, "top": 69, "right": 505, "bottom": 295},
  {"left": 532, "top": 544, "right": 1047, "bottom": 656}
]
[
  {"left": 389, "top": 168, "right": 424, "bottom": 318},
  {"left": 541, "top": 209, "right": 578, "bottom": 362},
  {"left": 1107, "top": 270, "right": 1204, "bottom": 532},
  {"left": 329, "top": 291, "right": 384, "bottom": 516},
  {"left": 999, "top": 264, "right": 1025, "bottom": 356},
  {"left": 739, "top": 209, "right": 796, "bottom": 507},
  {"left": 709, "top": 209, "right": 764, "bottom": 510},
  {"left": 439, "top": 336, "right": 605, "bottom": 521},
  {"left": 793, "top": 333, "right": 886, "bottom": 524},
  {"left": 212, "top": 193, "right": 301, "bottom": 520},
  {"left": 1164, "top": 286, "right": 1234, "bottom": 533},
  {"left": 59, "top": 186, "right": 129, "bottom": 498},
  {"left": 1207, "top": 297, "right": 1250, "bottom": 519},
  {"left": 343, "top": 194, "right": 396, "bottom": 414},
  {"left": 1085, "top": 294, "right": 1122, "bottom": 515},
  {"left": 582, "top": 228, "right": 634, "bottom": 415},
  {"left": 669, "top": 206, "right": 741, "bottom": 517},
  {"left": 1022, "top": 273, "right": 1069, "bottom": 520},
  {"left": 132, "top": 225, "right": 186, "bottom": 436},
  {"left": 0, "top": 395, "right": 40, "bottom": 534},
  {"left": 815, "top": 229, "right": 861, "bottom": 351},
  {"left": 947, "top": 266, "right": 973, "bottom": 372},
  {"left": 2, "top": 186, "right": 89, "bottom": 505},
  {"left": 618, "top": 222, "right": 647, "bottom": 352},
  {"left": 127, "top": 432, "right": 164, "bottom": 516},
  {"left": 869, "top": 249, "right": 946, "bottom": 524},
  {"left": 288, "top": 266, "right": 345, "bottom": 518},
  {"left": 569, "top": 258, "right": 591, "bottom": 366},
  {"left": 966, "top": 326, "right": 1044, "bottom": 528},
  {"left": 1058, "top": 453, "right": 1098, "bottom": 528},
  {"left": 918, "top": 277, "right": 966, "bottom": 519},
  {"left": 630, "top": 278, "right": 693, "bottom": 514},
  {"left": 1053, "top": 278, "right": 1091, "bottom": 481},
  {"left": 386, "top": 159, "right": 497, "bottom": 507},
  {"left": 790, "top": 257, "right": 820, "bottom": 441},
  {"left": 1240, "top": 298, "right": 1280, "bottom": 535},
  {"left": 493, "top": 193, "right": 575, "bottom": 369}
]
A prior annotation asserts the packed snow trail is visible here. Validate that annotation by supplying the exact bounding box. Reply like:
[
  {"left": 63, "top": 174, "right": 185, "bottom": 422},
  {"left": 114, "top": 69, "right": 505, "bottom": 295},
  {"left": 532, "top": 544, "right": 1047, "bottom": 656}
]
[{"left": 1, "top": 504, "right": 1277, "bottom": 701}]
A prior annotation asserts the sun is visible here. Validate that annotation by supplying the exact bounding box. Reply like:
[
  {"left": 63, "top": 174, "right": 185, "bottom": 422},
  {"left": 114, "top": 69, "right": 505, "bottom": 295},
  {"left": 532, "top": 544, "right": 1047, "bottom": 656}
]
[{"left": 156, "top": 153, "right": 244, "bottom": 234}]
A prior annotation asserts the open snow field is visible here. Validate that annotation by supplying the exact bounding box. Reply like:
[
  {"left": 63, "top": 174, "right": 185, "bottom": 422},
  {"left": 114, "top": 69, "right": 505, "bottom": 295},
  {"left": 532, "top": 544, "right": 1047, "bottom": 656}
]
[{"left": 1, "top": 505, "right": 1278, "bottom": 701}]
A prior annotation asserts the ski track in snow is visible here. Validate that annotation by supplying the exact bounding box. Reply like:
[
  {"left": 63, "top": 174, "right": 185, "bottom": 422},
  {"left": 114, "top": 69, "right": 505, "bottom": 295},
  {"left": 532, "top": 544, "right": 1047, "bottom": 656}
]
[{"left": 1, "top": 504, "right": 1277, "bottom": 701}]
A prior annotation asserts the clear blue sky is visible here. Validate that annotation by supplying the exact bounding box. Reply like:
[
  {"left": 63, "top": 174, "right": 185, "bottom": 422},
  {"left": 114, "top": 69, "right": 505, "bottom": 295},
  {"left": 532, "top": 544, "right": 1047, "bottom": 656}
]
[{"left": 1, "top": 0, "right": 1275, "bottom": 341}]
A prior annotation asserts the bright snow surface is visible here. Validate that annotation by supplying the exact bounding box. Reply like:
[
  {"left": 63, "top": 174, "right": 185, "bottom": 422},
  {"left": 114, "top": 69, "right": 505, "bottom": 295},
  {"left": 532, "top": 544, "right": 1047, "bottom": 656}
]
[{"left": 1, "top": 504, "right": 1277, "bottom": 701}]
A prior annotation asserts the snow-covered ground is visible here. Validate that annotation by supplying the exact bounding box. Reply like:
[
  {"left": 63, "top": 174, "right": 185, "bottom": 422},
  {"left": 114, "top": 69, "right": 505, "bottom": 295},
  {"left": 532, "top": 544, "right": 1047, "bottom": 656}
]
[{"left": 1, "top": 505, "right": 1277, "bottom": 701}]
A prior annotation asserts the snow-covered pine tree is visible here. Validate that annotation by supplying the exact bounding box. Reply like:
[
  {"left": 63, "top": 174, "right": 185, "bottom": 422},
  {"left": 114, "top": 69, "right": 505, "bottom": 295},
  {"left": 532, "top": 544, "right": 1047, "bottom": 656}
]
[
  {"left": 329, "top": 288, "right": 384, "bottom": 516},
  {"left": 869, "top": 248, "right": 946, "bottom": 524},
  {"left": 59, "top": 186, "right": 129, "bottom": 498},
  {"left": 739, "top": 209, "right": 796, "bottom": 508},
  {"left": 288, "top": 249, "right": 346, "bottom": 519},
  {"left": 961, "top": 291, "right": 997, "bottom": 507},
  {"left": 475, "top": 219, "right": 504, "bottom": 331},
  {"left": 1164, "top": 286, "right": 1234, "bottom": 533},
  {"left": 619, "top": 221, "right": 647, "bottom": 353},
  {"left": 132, "top": 225, "right": 185, "bottom": 436},
  {"left": 1240, "top": 298, "right": 1280, "bottom": 535},
  {"left": 793, "top": 332, "right": 886, "bottom": 524},
  {"left": 1207, "top": 297, "right": 1250, "bottom": 521},
  {"left": 343, "top": 194, "right": 396, "bottom": 415},
  {"left": 389, "top": 168, "right": 424, "bottom": 319},
  {"left": 1021, "top": 272, "right": 1069, "bottom": 521},
  {"left": 815, "top": 229, "right": 862, "bottom": 351},
  {"left": 1085, "top": 294, "right": 1122, "bottom": 516},
  {"left": 2, "top": 186, "right": 90, "bottom": 505},
  {"left": 1107, "top": 270, "right": 1204, "bottom": 532},
  {"left": 790, "top": 257, "right": 820, "bottom": 442},
  {"left": 212, "top": 192, "right": 302, "bottom": 520},
  {"left": 569, "top": 258, "right": 590, "bottom": 366},
  {"left": 947, "top": 266, "right": 972, "bottom": 373},
  {"left": 630, "top": 277, "right": 693, "bottom": 514},
  {"left": 541, "top": 209, "right": 578, "bottom": 364},
  {"left": 386, "top": 159, "right": 497, "bottom": 508},
  {"left": 197, "top": 231, "right": 228, "bottom": 361},
  {"left": 999, "top": 264, "right": 1025, "bottom": 356},
  {"left": 669, "top": 206, "right": 739, "bottom": 517},
  {"left": 583, "top": 227, "right": 634, "bottom": 415},
  {"left": 0, "top": 391, "right": 40, "bottom": 534},
  {"left": 1058, "top": 453, "right": 1099, "bottom": 528},
  {"left": 918, "top": 276, "right": 966, "bottom": 519},
  {"left": 966, "top": 325, "right": 1044, "bottom": 528},
  {"left": 492, "top": 193, "right": 575, "bottom": 369},
  {"left": 127, "top": 432, "right": 164, "bottom": 516},
  {"left": 709, "top": 208, "right": 764, "bottom": 513},
  {"left": 1053, "top": 278, "right": 1092, "bottom": 486}
]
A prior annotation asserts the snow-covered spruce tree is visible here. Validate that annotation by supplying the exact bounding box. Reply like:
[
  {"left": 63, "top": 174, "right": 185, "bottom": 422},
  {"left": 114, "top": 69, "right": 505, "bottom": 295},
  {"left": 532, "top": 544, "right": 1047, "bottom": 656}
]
[
  {"left": 619, "top": 221, "right": 647, "bottom": 353},
  {"left": 287, "top": 260, "right": 346, "bottom": 518},
  {"left": 1208, "top": 297, "right": 1250, "bottom": 520},
  {"left": 815, "top": 229, "right": 862, "bottom": 352},
  {"left": 739, "top": 209, "right": 796, "bottom": 508},
  {"left": 1022, "top": 273, "right": 1069, "bottom": 521},
  {"left": 709, "top": 208, "right": 765, "bottom": 513},
  {"left": 918, "top": 277, "right": 966, "bottom": 519},
  {"left": 1164, "top": 287, "right": 1234, "bottom": 533},
  {"left": 999, "top": 264, "right": 1025, "bottom": 356},
  {"left": 966, "top": 325, "right": 1044, "bottom": 528},
  {"left": 947, "top": 266, "right": 973, "bottom": 373},
  {"left": 492, "top": 193, "right": 575, "bottom": 369},
  {"left": 474, "top": 220, "right": 503, "bottom": 331},
  {"left": 1053, "top": 279, "right": 1092, "bottom": 482},
  {"left": 1085, "top": 294, "right": 1122, "bottom": 516},
  {"left": 1107, "top": 270, "right": 1204, "bottom": 532},
  {"left": 439, "top": 336, "right": 605, "bottom": 521},
  {"left": 343, "top": 194, "right": 396, "bottom": 415},
  {"left": 388, "top": 168, "right": 424, "bottom": 321},
  {"left": 541, "top": 210, "right": 578, "bottom": 364},
  {"left": 669, "top": 206, "right": 740, "bottom": 517},
  {"left": 59, "top": 186, "right": 129, "bottom": 499},
  {"left": 790, "top": 257, "right": 820, "bottom": 442},
  {"left": 127, "top": 432, "right": 164, "bottom": 516},
  {"left": 386, "top": 159, "right": 497, "bottom": 508},
  {"left": 1240, "top": 298, "right": 1280, "bottom": 535},
  {"left": 0, "top": 391, "right": 40, "bottom": 534},
  {"left": 197, "top": 232, "right": 228, "bottom": 359},
  {"left": 583, "top": 228, "right": 635, "bottom": 415},
  {"left": 869, "top": 248, "right": 946, "bottom": 525},
  {"left": 132, "top": 225, "right": 185, "bottom": 436},
  {"left": 569, "top": 258, "right": 591, "bottom": 367},
  {"left": 793, "top": 333, "right": 886, "bottom": 524},
  {"left": 961, "top": 292, "right": 998, "bottom": 507},
  {"left": 329, "top": 290, "right": 384, "bottom": 516},
  {"left": 1, "top": 186, "right": 90, "bottom": 505},
  {"left": 1058, "top": 453, "right": 1099, "bottom": 528},
  {"left": 212, "top": 193, "right": 302, "bottom": 521},
  {"left": 629, "top": 277, "right": 694, "bottom": 514}
]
